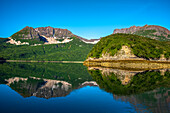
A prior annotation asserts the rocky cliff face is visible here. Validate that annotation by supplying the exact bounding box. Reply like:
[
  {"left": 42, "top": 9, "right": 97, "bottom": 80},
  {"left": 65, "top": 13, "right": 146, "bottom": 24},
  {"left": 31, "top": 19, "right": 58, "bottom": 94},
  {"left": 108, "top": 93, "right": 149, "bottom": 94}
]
[
  {"left": 35, "top": 26, "right": 76, "bottom": 38},
  {"left": 10, "top": 26, "right": 99, "bottom": 44},
  {"left": 113, "top": 25, "right": 170, "bottom": 41},
  {"left": 11, "top": 26, "right": 39, "bottom": 39}
]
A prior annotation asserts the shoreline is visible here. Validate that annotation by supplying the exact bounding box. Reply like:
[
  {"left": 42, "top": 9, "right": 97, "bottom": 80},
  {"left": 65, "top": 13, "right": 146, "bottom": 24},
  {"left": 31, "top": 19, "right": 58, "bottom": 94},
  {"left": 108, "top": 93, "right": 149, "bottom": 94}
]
[
  {"left": 2, "top": 60, "right": 83, "bottom": 63},
  {"left": 83, "top": 59, "right": 170, "bottom": 70}
]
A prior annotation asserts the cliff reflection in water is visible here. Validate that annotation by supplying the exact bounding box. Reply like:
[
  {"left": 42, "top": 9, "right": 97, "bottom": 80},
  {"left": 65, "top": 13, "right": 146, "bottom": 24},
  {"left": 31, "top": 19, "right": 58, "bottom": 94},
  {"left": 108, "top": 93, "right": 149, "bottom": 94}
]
[{"left": 88, "top": 67, "right": 170, "bottom": 113}]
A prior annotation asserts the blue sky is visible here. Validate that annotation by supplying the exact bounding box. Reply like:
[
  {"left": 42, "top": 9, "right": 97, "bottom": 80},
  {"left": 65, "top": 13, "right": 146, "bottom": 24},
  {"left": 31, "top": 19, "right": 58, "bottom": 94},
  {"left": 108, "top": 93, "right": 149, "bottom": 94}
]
[{"left": 0, "top": 0, "right": 170, "bottom": 39}]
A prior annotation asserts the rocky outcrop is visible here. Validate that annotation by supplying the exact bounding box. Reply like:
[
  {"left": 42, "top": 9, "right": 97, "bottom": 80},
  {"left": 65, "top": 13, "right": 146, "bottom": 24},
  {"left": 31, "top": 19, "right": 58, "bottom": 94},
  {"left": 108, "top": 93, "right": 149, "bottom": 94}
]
[
  {"left": 41, "top": 35, "right": 73, "bottom": 44},
  {"left": 6, "top": 37, "right": 29, "bottom": 45},
  {"left": 113, "top": 25, "right": 170, "bottom": 41},
  {"left": 101, "top": 45, "right": 144, "bottom": 60},
  {"left": 87, "top": 45, "right": 147, "bottom": 61},
  {"left": 11, "top": 26, "right": 39, "bottom": 39},
  {"left": 35, "top": 26, "right": 75, "bottom": 38}
]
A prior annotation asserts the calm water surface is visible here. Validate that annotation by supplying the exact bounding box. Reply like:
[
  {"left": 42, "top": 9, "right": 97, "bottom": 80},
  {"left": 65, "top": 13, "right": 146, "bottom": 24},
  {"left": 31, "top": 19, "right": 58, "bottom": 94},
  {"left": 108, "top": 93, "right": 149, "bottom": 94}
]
[{"left": 0, "top": 62, "right": 169, "bottom": 113}]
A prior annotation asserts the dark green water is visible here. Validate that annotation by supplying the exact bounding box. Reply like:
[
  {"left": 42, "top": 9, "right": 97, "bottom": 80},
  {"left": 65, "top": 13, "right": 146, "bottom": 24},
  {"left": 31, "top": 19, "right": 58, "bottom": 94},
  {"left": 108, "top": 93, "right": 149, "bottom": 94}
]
[{"left": 0, "top": 62, "right": 169, "bottom": 113}]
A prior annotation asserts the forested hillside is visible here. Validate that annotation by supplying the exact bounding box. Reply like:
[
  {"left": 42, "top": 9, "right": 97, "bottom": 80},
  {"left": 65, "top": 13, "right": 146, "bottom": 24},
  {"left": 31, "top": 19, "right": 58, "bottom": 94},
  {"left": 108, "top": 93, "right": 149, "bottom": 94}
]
[
  {"left": 0, "top": 37, "right": 94, "bottom": 61},
  {"left": 87, "top": 34, "right": 170, "bottom": 60}
]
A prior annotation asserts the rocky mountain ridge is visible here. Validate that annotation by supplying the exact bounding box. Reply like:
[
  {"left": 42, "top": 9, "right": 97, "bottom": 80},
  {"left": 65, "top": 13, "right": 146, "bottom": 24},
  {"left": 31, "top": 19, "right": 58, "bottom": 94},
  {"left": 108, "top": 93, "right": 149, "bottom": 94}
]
[
  {"left": 113, "top": 24, "right": 170, "bottom": 41},
  {"left": 10, "top": 26, "right": 99, "bottom": 45},
  {"left": 6, "top": 25, "right": 170, "bottom": 45}
]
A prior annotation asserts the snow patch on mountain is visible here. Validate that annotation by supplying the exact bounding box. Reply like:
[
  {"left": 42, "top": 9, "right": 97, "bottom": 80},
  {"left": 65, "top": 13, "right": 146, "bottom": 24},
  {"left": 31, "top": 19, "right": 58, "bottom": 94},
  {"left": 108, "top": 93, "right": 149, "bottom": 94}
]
[{"left": 81, "top": 39, "right": 99, "bottom": 44}]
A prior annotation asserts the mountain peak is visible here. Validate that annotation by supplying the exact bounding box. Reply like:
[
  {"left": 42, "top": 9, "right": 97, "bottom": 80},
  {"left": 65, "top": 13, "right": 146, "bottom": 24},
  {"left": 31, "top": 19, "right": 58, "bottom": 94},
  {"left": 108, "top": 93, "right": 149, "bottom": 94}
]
[
  {"left": 144, "top": 24, "right": 148, "bottom": 27},
  {"left": 113, "top": 25, "right": 170, "bottom": 41},
  {"left": 22, "top": 26, "right": 33, "bottom": 29},
  {"left": 10, "top": 26, "right": 99, "bottom": 45}
]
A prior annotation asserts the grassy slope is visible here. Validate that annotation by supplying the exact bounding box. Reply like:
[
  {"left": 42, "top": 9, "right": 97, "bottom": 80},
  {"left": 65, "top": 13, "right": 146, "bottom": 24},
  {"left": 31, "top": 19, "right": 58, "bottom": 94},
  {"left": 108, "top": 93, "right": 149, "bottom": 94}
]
[
  {"left": 87, "top": 33, "right": 170, "bottom": 59},
  {"left": 0, "top": 37, "right": 94, "bottom": 61}
]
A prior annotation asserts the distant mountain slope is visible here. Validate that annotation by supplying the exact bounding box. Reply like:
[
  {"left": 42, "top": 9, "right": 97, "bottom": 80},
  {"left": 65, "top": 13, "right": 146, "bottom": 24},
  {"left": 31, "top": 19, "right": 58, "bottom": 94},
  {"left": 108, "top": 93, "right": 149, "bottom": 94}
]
[
  {"left": 9, "top": 26, "right": 99, "bottom": 45},
  {"left": 113, "top": 25, "right": 170, "bottom": 41}
]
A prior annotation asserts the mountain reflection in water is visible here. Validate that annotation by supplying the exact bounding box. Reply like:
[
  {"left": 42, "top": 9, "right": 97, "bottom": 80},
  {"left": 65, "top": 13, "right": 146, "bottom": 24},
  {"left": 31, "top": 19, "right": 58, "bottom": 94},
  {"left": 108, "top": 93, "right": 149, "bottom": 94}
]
[
  {"left": 0, "top": 62, "right": 169, "bottom": 113},
  {"left": 4, "top": 77, "right": 98, "bottom": 99}
]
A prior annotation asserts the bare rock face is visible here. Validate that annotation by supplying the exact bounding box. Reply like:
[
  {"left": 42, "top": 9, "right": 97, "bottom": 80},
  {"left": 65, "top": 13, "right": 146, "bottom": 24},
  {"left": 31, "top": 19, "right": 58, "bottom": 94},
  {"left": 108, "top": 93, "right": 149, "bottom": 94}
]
[
  {"left": 6, "top": 37, "right": 29, "bottom": 45},
  {"left": 11, "top": 26, "right": 75, "bottom": 39},
  {"left": 11, "top": 26, "right": 39, "bottom": 39},
  {"left": 113, "top": 25, "right": 170, "bottom": 41},
  {"left": 35, "top": 26, "right": 75, "bottom": 38}
]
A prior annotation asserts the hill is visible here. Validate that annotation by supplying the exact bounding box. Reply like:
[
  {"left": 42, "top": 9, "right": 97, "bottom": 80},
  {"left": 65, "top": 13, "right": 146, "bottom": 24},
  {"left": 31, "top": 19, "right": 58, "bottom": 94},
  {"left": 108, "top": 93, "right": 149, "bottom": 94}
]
[
  {"left": 113, "top": 25, "right": 170, "bottom": 41},
  {"left": 87, "top": 33, "right": 170, "bottom": 60}
]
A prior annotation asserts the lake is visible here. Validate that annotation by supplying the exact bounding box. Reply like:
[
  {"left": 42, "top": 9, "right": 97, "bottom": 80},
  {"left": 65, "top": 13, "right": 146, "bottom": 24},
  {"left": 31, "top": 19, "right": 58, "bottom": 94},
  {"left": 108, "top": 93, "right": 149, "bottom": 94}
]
[{"left": 0, "top": 62, "right": 169, "bottom": 113}]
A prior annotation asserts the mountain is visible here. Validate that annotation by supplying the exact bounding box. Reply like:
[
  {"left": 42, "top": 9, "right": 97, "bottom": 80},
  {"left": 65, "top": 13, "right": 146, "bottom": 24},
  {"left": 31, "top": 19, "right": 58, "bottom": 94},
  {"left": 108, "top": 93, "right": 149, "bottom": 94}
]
[
  {"left": 9, "top": 26, "right": 99, "bottom": 45},
  {"left": 86, "top": 33, "right": 170, "bottom": 60},
  {"left": 113, "top": 25, "right": 170, "bottom": 41},
  {"left": 1, "top": 25, "right": 170, "bottom": 61},
  {"left": 0, "top": 26, "right": 100, "bottom": 61}
]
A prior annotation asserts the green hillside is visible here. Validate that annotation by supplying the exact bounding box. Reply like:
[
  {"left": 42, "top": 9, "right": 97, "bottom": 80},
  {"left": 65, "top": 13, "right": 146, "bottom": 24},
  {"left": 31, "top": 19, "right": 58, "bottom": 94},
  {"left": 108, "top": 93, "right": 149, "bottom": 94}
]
[
  {"left": 0, "top": 37, "right": 94, "bottom": 61},
  {"left": 87, "top": 33, "right": 170, "bottom": 60}
]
